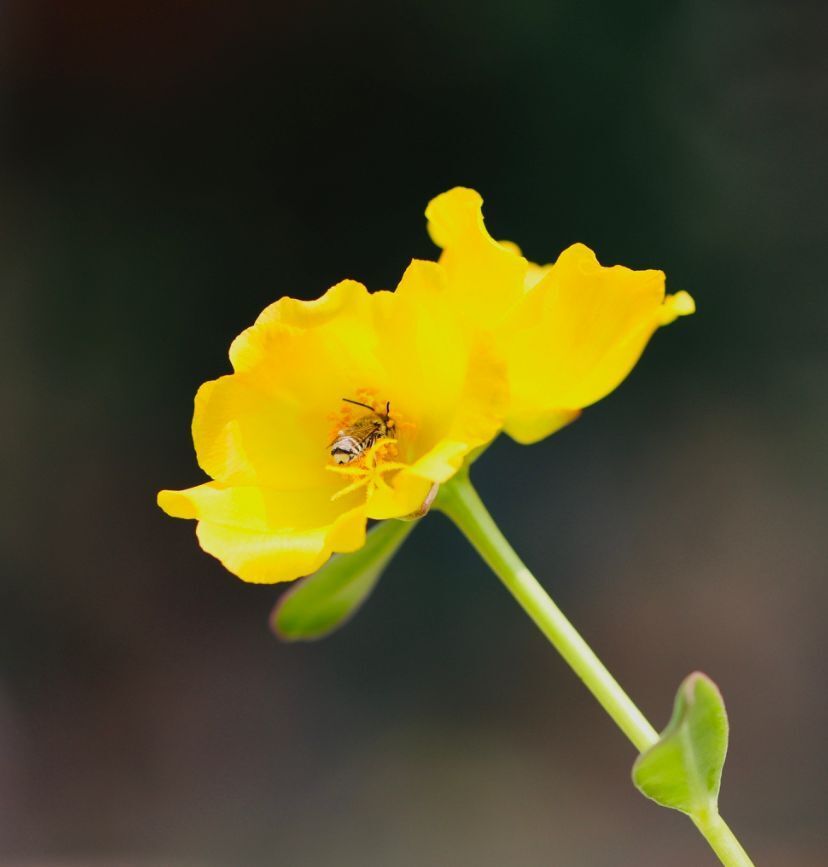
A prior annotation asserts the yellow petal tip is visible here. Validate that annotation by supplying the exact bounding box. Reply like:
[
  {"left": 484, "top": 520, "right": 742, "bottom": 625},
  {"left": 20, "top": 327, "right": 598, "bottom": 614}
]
[
  {"left": 660, "top": 290, "right": 696, "bottom": 324},
  {"left": 425, "top": 187, "right": 484, "bottom": 249},
  {"left": 157, "top": 489, "right": 197, "bottom": 519}
]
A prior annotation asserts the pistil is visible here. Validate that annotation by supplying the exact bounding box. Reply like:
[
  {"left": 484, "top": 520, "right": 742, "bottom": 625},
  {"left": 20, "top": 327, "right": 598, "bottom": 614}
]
[{"left": 328, "top": 438, "right": 407, "bottom": 502}]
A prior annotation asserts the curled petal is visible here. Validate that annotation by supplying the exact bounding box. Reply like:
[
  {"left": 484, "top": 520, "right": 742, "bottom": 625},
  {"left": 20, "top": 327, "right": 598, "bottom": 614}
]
[
  {"left": 659, "top": 290, "right": 696, "bottom": 324},
  {"left": 425, "top": 187, "right": 528, "bottom": 327}
]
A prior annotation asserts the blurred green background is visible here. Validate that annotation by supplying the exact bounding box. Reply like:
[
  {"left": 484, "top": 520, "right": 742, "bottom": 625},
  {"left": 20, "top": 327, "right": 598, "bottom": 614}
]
[{"left": 1, "top": 1, "right": 826, "bottom": 865}]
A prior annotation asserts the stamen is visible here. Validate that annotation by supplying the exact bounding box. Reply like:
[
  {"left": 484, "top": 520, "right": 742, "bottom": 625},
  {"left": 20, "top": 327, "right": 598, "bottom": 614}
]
[
  {"left": 326, "top": 464, "right": 368, "bottom": 478},
  {"left": 330, "top": 477, "right": 371, "bottom": 502},
  {"left": 327, "top": 437, "right": 407, "bottom": 502}
]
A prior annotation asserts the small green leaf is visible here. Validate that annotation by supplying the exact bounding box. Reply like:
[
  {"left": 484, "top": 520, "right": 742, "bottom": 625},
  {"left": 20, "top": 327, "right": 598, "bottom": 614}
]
[
  {"left": 632, "top": 672, "right": 729, "bottom": 816},
  {"left": 271, "top": 519, "right": 417, "bottom": 642}
]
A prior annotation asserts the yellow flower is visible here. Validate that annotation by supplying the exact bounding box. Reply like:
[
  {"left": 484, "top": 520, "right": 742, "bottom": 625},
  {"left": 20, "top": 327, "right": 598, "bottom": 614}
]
[
  {"left": 426, "top": 187, "right": 695, "bottom": 443},
  {"left": 158, "top": 265, "right": 507, "bottom": 583},
  {"left": 159, "top": 186, "right": 693, "bottom": 585}
]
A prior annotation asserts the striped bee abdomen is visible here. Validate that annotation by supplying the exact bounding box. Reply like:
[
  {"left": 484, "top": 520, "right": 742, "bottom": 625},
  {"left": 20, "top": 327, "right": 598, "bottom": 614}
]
[{"left": 330, "top": 433, "right": 372, "bottom": 464}]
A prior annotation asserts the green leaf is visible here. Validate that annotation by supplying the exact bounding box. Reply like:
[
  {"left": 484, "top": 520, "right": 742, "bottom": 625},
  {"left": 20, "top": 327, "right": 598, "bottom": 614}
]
[
  {"left": 271, "top": 519, "right": 417, "bottom": 642},
  {"left": 632, "top": 672, "right": 729, "bottom": 816}
]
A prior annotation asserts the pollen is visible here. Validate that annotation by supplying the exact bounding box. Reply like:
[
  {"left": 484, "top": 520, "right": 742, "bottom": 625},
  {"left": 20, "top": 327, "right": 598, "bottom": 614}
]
[{"left": 326, "top": 387, "right": 384, "bottom": 442}]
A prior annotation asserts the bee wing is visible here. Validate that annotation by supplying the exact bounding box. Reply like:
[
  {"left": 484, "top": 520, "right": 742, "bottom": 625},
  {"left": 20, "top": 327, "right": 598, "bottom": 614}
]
[
  {"left": 328, "top": 426, "right": 349, "bottom": 447},
  {"left": 350, "top": 417, "right": 379, "bottom": 437},
  {"left": 329, "top": 416, "right": 378, "bottom": 447}
]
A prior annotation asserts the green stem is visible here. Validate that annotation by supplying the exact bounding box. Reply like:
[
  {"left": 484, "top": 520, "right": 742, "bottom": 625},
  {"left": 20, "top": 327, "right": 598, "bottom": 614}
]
[
  {"left": 692, "top": 812, "right": 755, "bottom": 867},
  {"left": 435, "top": 471, "right": 754, "bottom": 867},
  {"left": 435, "top": 472, "right": 658, "bottom": 753}
]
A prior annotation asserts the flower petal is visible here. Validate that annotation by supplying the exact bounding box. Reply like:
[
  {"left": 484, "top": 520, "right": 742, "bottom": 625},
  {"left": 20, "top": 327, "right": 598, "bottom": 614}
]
[
  {"left": 228, "top": 279, "right": 375, "bottom": 372},
  {"left": 405, "top": 334, "right": 507, "bottom": 482},
  {"left": 366, "top": 472, "right": 435, "bottom": 520},
  {"left": 500, "top": 243, "right": 694, "bottom": 444},
  {"left": 157, "top": 483, "right": 366, "bottom": 583},
  {"left": 425, "top": 187, "right": 528, "bottom": 328},
  {"left": 192, "top": 375, "right": 324, "bottom": 488},
  {"left": 501, "top": 408, "right": 582, "bottom": 445},
  {"left": 366, "top": 339, "right": 508, "bottom": 519}
]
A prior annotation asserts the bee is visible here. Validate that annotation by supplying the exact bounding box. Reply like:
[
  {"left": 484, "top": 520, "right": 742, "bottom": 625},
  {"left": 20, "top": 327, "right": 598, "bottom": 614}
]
[{"left": 330, "top": 398, "right": 395, "bottom": 465}]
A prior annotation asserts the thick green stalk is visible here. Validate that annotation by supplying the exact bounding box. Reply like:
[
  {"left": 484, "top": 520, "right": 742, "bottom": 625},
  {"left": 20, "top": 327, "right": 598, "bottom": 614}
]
[{"left": 435, "top": 471, "right": 754, "bottom": 867}]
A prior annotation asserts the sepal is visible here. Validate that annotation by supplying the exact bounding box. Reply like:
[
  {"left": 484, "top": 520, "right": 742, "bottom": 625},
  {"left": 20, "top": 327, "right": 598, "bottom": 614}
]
[{"left": 271, "top": 518, "right": 417, "bottom": 641}]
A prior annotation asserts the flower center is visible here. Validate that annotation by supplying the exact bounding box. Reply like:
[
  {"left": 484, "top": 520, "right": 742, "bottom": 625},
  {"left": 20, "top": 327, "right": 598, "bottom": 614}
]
[{"left": 326, "top": 388, "right": 415, "bottom": 502}]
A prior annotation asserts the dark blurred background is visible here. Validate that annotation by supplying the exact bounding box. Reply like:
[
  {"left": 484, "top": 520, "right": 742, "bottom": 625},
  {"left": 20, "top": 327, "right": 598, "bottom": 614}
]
[{"left": 1, "top": 1, "right": 826, "bottom": 865}]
